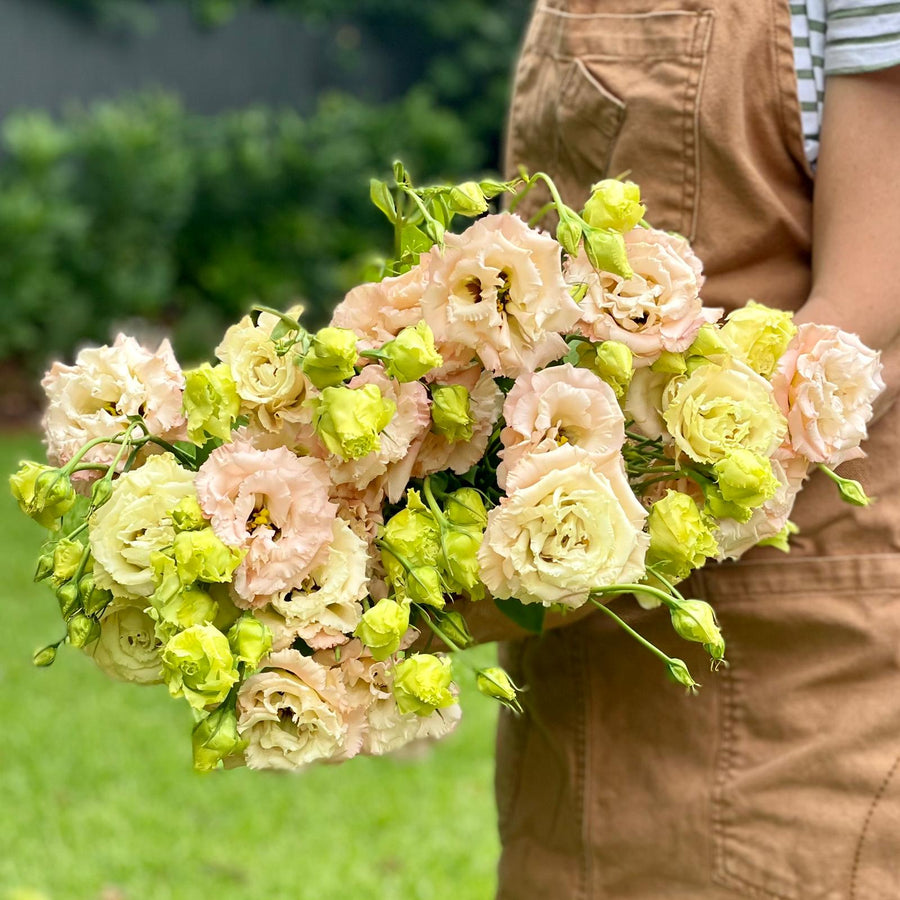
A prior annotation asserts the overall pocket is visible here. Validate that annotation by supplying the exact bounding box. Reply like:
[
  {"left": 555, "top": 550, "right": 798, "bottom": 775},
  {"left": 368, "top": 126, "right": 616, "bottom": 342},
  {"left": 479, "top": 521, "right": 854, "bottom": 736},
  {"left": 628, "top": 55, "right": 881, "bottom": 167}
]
[
  {"left": 504, "top": 6, "right": 714, "bottom": 238},
  {"left": 704, "top": 555, "right": 900, "bottom": 900}
]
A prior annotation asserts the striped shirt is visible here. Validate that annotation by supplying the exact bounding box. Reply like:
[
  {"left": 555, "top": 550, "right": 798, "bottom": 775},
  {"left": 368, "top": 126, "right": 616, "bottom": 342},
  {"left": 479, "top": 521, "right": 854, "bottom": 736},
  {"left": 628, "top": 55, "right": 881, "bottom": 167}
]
[{"left": 791, "top": 0, "right": 900, "bottom": 167}]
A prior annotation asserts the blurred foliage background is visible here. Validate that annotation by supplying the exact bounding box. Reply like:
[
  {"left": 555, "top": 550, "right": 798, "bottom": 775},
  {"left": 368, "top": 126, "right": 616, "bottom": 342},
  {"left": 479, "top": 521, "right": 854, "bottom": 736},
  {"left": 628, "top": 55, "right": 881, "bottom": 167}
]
[{"left": 1, "top": 0, "right": 530, "bottom": 416}]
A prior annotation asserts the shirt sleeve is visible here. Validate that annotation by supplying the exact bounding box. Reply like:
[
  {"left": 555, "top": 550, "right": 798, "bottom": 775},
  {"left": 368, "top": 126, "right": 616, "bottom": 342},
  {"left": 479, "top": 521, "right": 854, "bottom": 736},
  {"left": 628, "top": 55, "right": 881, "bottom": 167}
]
[{"left": 825, "top": 1, "right": 900, "bottom": 74}]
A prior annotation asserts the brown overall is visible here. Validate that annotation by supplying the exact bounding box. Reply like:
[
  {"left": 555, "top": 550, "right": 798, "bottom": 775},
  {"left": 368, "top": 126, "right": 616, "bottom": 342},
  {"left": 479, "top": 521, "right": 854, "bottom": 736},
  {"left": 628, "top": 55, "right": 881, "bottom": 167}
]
[{"left": 497, "top": 2, "right": 900, "bottom": 898}]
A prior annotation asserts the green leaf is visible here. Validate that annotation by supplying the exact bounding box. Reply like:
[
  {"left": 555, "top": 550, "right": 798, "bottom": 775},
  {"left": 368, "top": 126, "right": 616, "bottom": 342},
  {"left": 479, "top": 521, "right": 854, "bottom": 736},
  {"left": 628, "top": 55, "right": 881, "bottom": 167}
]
[
  {"left": 494, "top": 597, "right": 546, "bottom": 634},
  {"left": 400, "top": 223, "right": 433, "bottom": 257},
  {"left": 369, "top": 178, "right": 396, "bottom": 222}
]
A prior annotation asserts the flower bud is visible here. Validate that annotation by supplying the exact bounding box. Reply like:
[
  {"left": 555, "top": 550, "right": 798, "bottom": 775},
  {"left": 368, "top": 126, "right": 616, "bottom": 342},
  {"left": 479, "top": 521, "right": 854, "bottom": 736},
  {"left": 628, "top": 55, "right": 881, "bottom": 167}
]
[
  {"left": 90, "top": 477, "right": 114, "bottom": 510},
  {"left": 183, "top": 362, "right": 242, "bottom": 444},
  {"left": 56, "top": 581, "right": 82, "bottom": 619},
  {"left": 10, "top": 461, "right": 76, "bottom": 528},
  {"left": 171, "top": 495, "right": 206, "bottom": 532},
  {"left": 448, "top": 181, "right": 488, "bottom": 216},
  {"left": 34, "top": 551, "right": 55, "bottom": 583},
  {"left": 478, "top": 179, "right": 507, "bottom": 199},
  {"left": 583, "top": 179, "right": 645, "bottom": 232},
  {"left": 720, "top": 301, "right": 797, "bottom": 378},
  {"left": 444, "top": 488, "right": 487, "bottom": 529},
  {"left": 818, "top": 464, "right": 872, "bottom": 507},
  {"left": 380, "top": 493, "right": 442, "bottom": 587},
  {"left": 433, "top": 610, "right": 473, "bottom": 649},
  {"left": 757, "top": 520, "right": 799, "bottom": 553},
  {"left": 192, "top": 704, "right": 246, "bottom": 773},
  {"left": 430, "top": 384, "right": 474, "bottom": 443},
  {"left": 670, "top": 598, "right": 723, "bottom": 649},
  {"left": 302, "top": 326, "right": 359, "bottom": 389},
  {"left": 313, "top": 384, "right": 396, "bottom": 460},
  {"left": 67, "top": 612, "right": 100, "bottom": 649},
  {"left": 476, "top": 666, "right": 522, "bottom": 711},
  {"left": 33, "top": 643, "right": 58, "bottom": 667},
  {"left": 577, "top": 340, "right": 633, "bottom": 398},
  {"left": 650, "top": 351, "right": 687, "bottom": 376},
  {"left": 53, "top": 539, "right": 85, "bottom": 582},
  {"left": 150, "top": 582, "right": 219, "bottom": 640},
  {"left": 583, "top": 226, "right": 633, "bottom": 279},
  {"left": 441, "top": 527, "right": 483, "bottom": 597},
  {"left": 646, "top": 490, "right": 718, "bottom": 583},
  {"left": 666, "top": 657, "right": 700, "bottom": 693},
  {"left": 227, "top": 615, "right": 272, "bottom": 670},
  {"left": 687, "top": 323, "right": 730, "bottom": 360},
  {"left": 391, "top": 653, "right": 455, "bottom": 716},
  {"left": 78, "top": 573, "right": 112, "bottom": 617},
  {"left": 556, "top": 214, "right": 583, "bottom": 257},
  {"left": 355, "top": 597, "right": 410, "bottom": 661},
  {"left": 380, "top": 321, "right": 444, "bottom": 383},
  {"left": 713, "top": 449, "right": 779, "bottom": 510},
  {"left": 406, "top": 566, "right": 445, "bottom": 609}
]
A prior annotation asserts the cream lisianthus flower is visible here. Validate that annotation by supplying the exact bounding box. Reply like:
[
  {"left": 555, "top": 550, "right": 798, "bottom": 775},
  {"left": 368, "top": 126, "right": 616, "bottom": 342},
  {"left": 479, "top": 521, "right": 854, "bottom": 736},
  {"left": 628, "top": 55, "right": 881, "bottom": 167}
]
[
  {"left": 662, "top": 358, "right": 787, "bottom": 464},
  {"left": 236, "top": 649, "right": 365, "bottom": 770},
  {"left": 478, "top": 445, "right": 648, "bottom": 607},
  {"left": 90, "top": 453, "right": 196, "bottom": 599},
  {"left": 498, "top": 363, "right": 625, "bottom": 490},
  {"left": 215, "top": 309, "right": 312, "bottom": 433},
  {"left": 771, "top": 323, "right": 885, "bottom": 467},
  {"left": 565, "top": 228, "right": 720, "bottom": 366},
  {"left": 87, "top": 596, "right": 164, "bottom": 684},
  {"left": 195, "top": 440, "right": 337, "bottom": 606},
  {"left": 42, "top": 334, "right": 186, "bottom": 471},
  {"left": 422, "top": 214, "right": 581, "bottom": 378},
  {"left": 255, "top": 518, "right": 368, "bottom": 651},
  {"left": 623, "top": 367, "right": 672, "bottom": 441}
]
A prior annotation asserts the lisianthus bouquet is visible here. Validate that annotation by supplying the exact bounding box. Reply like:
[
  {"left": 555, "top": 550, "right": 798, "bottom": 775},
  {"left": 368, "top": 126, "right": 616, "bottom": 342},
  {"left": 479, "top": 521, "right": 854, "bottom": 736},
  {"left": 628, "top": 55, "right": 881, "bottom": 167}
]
[{"left": 10, "top": 163, "right": 884, "bottom": 772}]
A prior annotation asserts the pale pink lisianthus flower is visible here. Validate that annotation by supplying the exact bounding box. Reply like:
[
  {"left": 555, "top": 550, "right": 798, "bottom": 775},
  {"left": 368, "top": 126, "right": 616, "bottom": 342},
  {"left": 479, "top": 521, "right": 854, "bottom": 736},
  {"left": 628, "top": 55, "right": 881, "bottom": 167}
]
[
  {"left": 421, "top": 214, "right": 581, "bottom": 378},
  {"left": 410, "top": 365, "right": 504, "bottom": 480},
  {"left": 771, "top": 323, "right": 885, "bottom": 467},
  {"left": 325, "top": 366, "right": 431, "bottom": 503},
  {"left": 236, "top": 649, "right": 366, "bottom": 770},
  {"left": 565, "top": 228, "right": 720, "bottom": 366},
  {"left": 42, "top": 334, "right": 186, "bottom": 470},
  {"left": 195, "top": 440, "right": 337, "bottom": 606},
  {"left": 479, "top": 445, "right": 648, "bottom": 608},
  {"left": 498, "top": 363, "right": 625, "bottom": 490}
]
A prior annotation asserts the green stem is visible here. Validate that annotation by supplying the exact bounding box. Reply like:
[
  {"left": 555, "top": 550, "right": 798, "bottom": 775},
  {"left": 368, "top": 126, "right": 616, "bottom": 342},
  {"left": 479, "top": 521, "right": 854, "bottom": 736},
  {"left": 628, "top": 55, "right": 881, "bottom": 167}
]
[
  {"left": 589, "top": 598, "right": 678, "bottom": 667},
  {"left": 591, "top": 582, "right": 679, "bottom": 611},
  {"left": 414, "top": 605, "right": 464, "bottom": 655},
  {"left": 527, "top": 201, "right": 556, "bottom": 227}
]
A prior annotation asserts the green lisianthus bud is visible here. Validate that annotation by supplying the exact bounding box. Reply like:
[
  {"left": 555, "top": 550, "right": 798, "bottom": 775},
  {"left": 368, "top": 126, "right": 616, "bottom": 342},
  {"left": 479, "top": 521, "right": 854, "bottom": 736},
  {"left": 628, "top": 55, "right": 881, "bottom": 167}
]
[
  {"left": 448, "top": 181, "right": 488, "bottom": 216},
  {"left": 720, "top": 301, "right": 797, "bottom": 378},
  {"left": 444, "top": 488, "right": 488, "bottom": 529},
  {"left": 381, "top": 321, "right": 444, "bottom": 383},
  {"left": 67, "top": 612, "right": 100, "bottom": 649},
  {"left": 172, "top": 528, "right": 245, "bottom": 585},
  {"left": 192, "top": 704, "right": 246, "bottom": 773},
  {"left": 670, "top": 598, "right": 724, "bottom": 650},
  {"left": 10, "top": 461, "right": 76, "bottom": 528},
  {"left": 556, "top": 213, "right": 583, "bottom": 257},
  {"left": 355, "top": 598, "right": 410, "bottom": 661},
  {"left": 406, "top": 566, "right": 445, "bottom": 609},
  {"left": 476, "top": 666, "right": 522, "bottom": 712},
  {"left": 56, "top": 581, "right": 81, "bottom": 619},
  {"left": 150, "top": 582, "right": 219, "bottom": 639},
  {"left": 666, "top": 657, "right": 700, "bottom": 693},
  {"left": 53, "top": 538, "right": 85, "bottom": 582},
  {"left": 818, "top": 464, "right": 872, "bottom": 507},
  {"left": 33, "top": 643, "right": 58, "bottom": 667},
  {"left": 302, "top": 326, "right": 359, "bottom": 389},
  {"left": 434, "top": 610, "right": 473, "bottom": 649},
  {"left": 313, "top": 384, "right": 395, "bottom": 460},
  {"left": 392, "top": 653, "right": 455, "bottom": 716},
  {"left": 171, "top": 495, "right": 207, "bottom": 532},
  {"left": 576, "top": 340, "right": 634, "bottom": 398},
  {"left": 650, "top": 351, "right": 687, "bottom": 375},
  {"left": 757, "top": 520, "right": 799, "bottom": 553},
  {"left": 583, "top": 226, "right": 633, "bottom": 279},
  {"left": 583, "top": 179, "right": 645, "bottom": 233},
  {"left": 647, "top": 490, "right": 719, "bottom": 581},
  {"left": 478, "top": 179, "right": 507, "bottom": 199},
  {"left": 713, "top": 449, "right": 779, "bottom": 511},
  {"left": 430, "top": 384, "right": 474, "bottom": 443},
  {"left": 161, "top": 624, "right": 240, "bottom": 711},
  {"left": 90, "top": 477, "right": 114, "bottom": 510},
  {"left": 381, "top": 493, "right": 442, "bottom": 586},
  {"left": 183, "top": 362, "right": 241, "bottom": 444},
  {"left": 687, "top": 323, "right": 730, "bottom": 360},
  {"left": 34, "top": 551, "right": 55, "bottom": 583},
  {"left": 78, "top": 573, "right": 112, "bottom": 617},
  {"left": 228, "top": 615, "right": 272, "bottom": 670},
  {"left": 441, "top": 527, "right": 483, "bottom": 597}
]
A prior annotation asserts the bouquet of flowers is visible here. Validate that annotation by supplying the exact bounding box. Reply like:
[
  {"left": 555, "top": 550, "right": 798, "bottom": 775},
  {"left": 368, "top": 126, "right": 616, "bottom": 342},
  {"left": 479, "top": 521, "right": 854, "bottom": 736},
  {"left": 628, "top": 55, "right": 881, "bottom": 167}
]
[{"left": 10, "top": 163, "right": 885, "bottom": 773}]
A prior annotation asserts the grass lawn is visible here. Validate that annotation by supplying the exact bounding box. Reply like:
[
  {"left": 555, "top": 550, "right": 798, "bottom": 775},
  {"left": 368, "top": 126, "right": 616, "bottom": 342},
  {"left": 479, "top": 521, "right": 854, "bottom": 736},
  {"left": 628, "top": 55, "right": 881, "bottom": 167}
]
[{"left": 0, "top": 434, "right": 500, "bottom": 900}]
